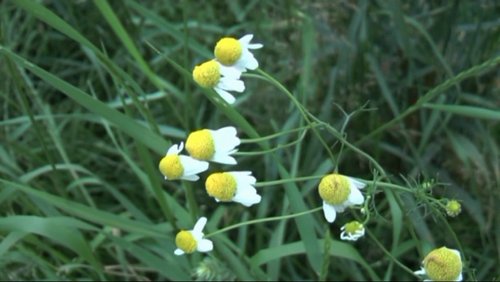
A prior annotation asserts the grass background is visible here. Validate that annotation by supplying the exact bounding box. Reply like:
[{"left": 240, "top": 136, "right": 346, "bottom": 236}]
[{"left": 1, "top": 0, "right": 499, "bottom": 280}]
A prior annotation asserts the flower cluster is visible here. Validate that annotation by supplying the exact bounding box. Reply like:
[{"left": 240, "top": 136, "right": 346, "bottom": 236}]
[
  {"left": 161, "top": 34, "right": 264, "bottom": 256},
  {"left": 193, "top": 34, "right": 262, "bottom": 104}
]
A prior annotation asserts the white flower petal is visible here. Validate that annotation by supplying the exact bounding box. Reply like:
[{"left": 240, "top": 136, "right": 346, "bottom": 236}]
[
  {"left": 456, "top": 273, "right": 463, "bottom": 281},
  {"left": 239, "top": 34, "right": 254, "bottom": 45},
  {"left": 181, "top": 174, "right": 200, "bottom": 181},
  {"left": 414, "top": 268, "right": 426, "bottom": 275},
  {"left": 174, "top": 248, "right": 185, "bottom": 256},
  {"left": 214, "top": 88, "right": 236, "bottom": 104},
  {"left": 179, "top": 155, "right": 209, "bottom": 176},
  {"left": 193, "top": 217, "right": 207, "bottom": 234},
  {"left": 348, "top": 177, "right": 367, "bottom": 190},
  {"left": 219, "top": 77, "right": 245, "bottom": 92},
  {"left": 197, "top": 239, "right": 214, "bottom": 252},
  {"left": 211, "top": 153, "right": 237, "bottom": 165},
  {"left": 212, "top": 127, "right": 240, "bottom": 152},
  {"left": 166, "top": 142, "right": 183, "bottom": 155},
  {"left": 218, "top": 64, "right": 242, "bottom": 78},
  {"left": 236, "top": 51, "right": 258, "bottom": 70},
  {"left": 232, "top": 190, "right": 261, "bottom": 207},
  {"left": 322, "top": 201, "right": 337, "bottom": 223},
  {"left": 348, "top": 187, "right": 364, "bottom": 205},
  {"left": 247, "top": 43, "right": 263, "bottom": 49}
]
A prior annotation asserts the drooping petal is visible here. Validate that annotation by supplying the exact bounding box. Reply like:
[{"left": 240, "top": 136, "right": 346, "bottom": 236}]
[
  {"left": 179, "top": 155, "right": 209, "bottom": 176},
  {"left": 211, "top": 153, "right": 237, "bottom": 165},
  {"left": 181, "top": 174, "right": 200, "bottom": 181},
  {"left": 232, "top": 188, "right": 261, "bottom": 207},
  {"left": 219, "top": 77, "right": 245, "bottom": 92},
  {"left": 218, "top": 64, "right": 242, "bottom": 79},
  {"left": 235, "top": 51, "right": 258, "bottom": 70},
  {"left": 348, "top": 187, "right": 364, "bottom": 205},
  {"left": 197, "top": 239, "right": 214, "bottom": 252},
  {"left": 214, "top": 88, "right": 236, "bottom": 104},
  {"left": 413, "top": 267, "right": 426, "bottom": 276},
  {"left": 349, "top": 177, "right": 367, "bottom": 190},
  {"left": 174, "top": 248, "right": 185, "bottom": 256},
  {"left": 322, "top": 201, "right": 337, "bottom": 223}
]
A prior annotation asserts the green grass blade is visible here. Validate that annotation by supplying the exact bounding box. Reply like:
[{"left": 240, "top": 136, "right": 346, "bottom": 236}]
[
  {"left": 0, "top": 47, "right": 169, "bottom": 154},
  {"left": 0, "top": 216, "right": 102, "bottom": 274},
  {"left": 423, "top": 103, "right": 500, "bottom": 121}
]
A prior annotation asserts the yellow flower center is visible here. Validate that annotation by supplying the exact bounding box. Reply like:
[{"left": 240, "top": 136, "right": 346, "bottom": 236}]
[
  {"left": 344, "top": 221, "right": 363, "bottom": 235},
  {"left": 193, "top": 60, "right": 220, "bottom": 88},
  {"left": 158, "top": 155, "right": 184, "bottom": 180},
  {"left": 446, "top": 200, "right": 462, "bottom": 217},
  {"left": 318, "top": 174, "right": 351, "bottom": 205},
  {"left": 423, "top": 247, "right": 462, "bottom": 281},
  {"left": 214, "top": 37, "right": 242, "bottom": 66},
  {"left": 205, "top": 173, "right": 237, "bottom": 201},
  {"left": 185, "top": 129, "right": 215, "bottom": 160},
  {"left": 175, "top": 230, "right": 197, "bottom": 254}
]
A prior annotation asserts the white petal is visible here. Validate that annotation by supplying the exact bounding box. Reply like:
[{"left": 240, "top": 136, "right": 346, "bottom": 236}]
[
  {"left": 218, "top": 64, "right": 242, "bottom": 78},
  {"left": 231, "top": 171, "right": 256, "bottom": 186},
  {"left": 214, "top": 88, "right": 236, "bottom": 104},
  {"left": 179, "top": 156, "right": 209, "bottom": 175},
  {"left": 239, "top": 34, "right": 254, "bottom": 45},
  {"left": 166, "top": 142, "right": 183, "bottom": 155},
  {"left": 218, "top": 77, "right": 245, "bottom": 92},
  {"left": 181, "top": 174, "right": 200, "bottom": 181},
  {"left": 232, "top": 190, "right": 261, "bottom": 207},
  {"left": 247, "top": 43, "right": 263, "bottom": 49},
  {"left": 212, "top": 127, "right": 240, "bottom": 152},
  {"left": 456, "top": 273, "right": 463, "bottom": 281},
  {"left": 348, "top": 187, "right": 364, "bottom": 205},
  {"left": 193, "top": 217, "right": 207, "bottom": 234},
  {"left": 211, "top": 153, "right": 237, "bottom": 165},
  {"left": 197, "top": 239, "right": 213, "bottom": 252},
  {"left": 174, "top": 248, "right": 185, "bottom": 256},
  {"left": 348, "top": 177, "right": 367, "bottom": 190},
  {"left": 236, "top": 51, "right": 258, "bottom": 70},
  {"left": 414, "top": 268, "right": 426, "bottom": 275},
  {"left": 322, "top": 201, "right": 337, "bottom": 223}
]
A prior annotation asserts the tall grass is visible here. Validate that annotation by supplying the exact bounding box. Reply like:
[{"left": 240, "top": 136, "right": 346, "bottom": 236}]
[{"left": 1, "top": 0, "right": 499, "bottom": 280}]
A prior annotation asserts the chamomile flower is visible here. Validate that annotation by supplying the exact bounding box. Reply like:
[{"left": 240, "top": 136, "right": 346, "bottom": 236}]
[
  {"left": 158, "top": 142, "right": 209, "bottom": 181},
  {"left": 174, "top": 217, "right": 213, "bottom": 255},
  {"left": 318, "top": 173, "right": 366, "bottom": 223},
  {"left": 185, "top": 126, "right": 240, "bottom": 165},
  {"left": 205, "top": 171, "right": 261, "bottom": 207},
  {"left": 192, "top": 59, "right": 244, "bottom": 104},
  {"left": 414, "top": 247, "right": 463, "bottom": 281},
  {"left": 340, "top": 221, "right": 365, "bottom": 241},
  {"left": 214, "top": 34, "right": 263, "bottom": 73}
]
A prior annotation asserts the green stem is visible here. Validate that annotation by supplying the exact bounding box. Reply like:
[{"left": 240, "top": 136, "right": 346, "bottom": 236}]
[
  {"left": 205, "top": 207, "right": 323, "bottom": 238},
  {"left": 256, "top": 175, "right": 323, "bottom": 187}
]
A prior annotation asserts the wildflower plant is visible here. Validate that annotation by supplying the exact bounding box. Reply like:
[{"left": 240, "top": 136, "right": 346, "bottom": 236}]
[{"left": 6, "top": 1, "right": 498, "bottom": 281}]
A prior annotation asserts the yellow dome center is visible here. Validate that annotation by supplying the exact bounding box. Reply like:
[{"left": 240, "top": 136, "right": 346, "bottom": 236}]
[
  {"left": 318, "top": 174, "right": 351, "bottom": 205},
  {"left": 423, "top": 247, "right": 462, "bottom": 281},
  {"left": 344, "top": 221, "right": 363, "bottom": 235},
  {"left": 175, "top": 230, "right": 197, "bottom": 254},
  {"left": 158, "top": 155, "right": 184, "bottom": 180},
  {"left": 214, "top": 37, "right": 242, "bottom": 66},
  {"left": 185, "top": 129, "right": 215, "bottom": 160},
  {"left": 205, "top": 173, "right": 237, "bottom": 201},
  {"left": 193, "top": 60, "right": 220, "bottom": 88}
]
